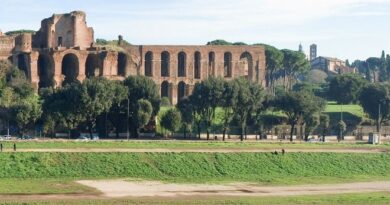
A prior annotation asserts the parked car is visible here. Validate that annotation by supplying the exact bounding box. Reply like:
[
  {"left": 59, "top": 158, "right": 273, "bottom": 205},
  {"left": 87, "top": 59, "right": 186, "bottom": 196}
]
[
  {"left": 76, "top": 136, "right": 90, "bottom": 141},
  {"left": 3, "top": 135, "right": 12, "bottom": 140},
  {"left": 18, "top": 135, "right": 35, "bottom": 140}
]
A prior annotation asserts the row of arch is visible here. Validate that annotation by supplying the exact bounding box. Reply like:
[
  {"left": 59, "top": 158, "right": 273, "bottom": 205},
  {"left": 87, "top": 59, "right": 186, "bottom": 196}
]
[
  {"left": 160, "top": 80, "right": 187, "bottom": 102},
  {"left": 33, "top": 52, "right": 128, "bottom": 88},
  {"left": 144, "top": 51, "right": 253, "bottom": 79}
]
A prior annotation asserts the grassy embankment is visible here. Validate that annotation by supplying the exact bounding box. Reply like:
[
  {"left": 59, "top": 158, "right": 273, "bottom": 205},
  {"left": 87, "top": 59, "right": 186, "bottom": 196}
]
[{"left": 0, "top": 152, "right": 389, "bottom": 184}]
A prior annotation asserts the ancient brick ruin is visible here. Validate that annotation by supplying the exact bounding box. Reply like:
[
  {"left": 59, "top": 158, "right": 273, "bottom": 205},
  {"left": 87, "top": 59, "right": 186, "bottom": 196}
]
[{"left": 0, "top": 11, "right": 266, "bottom": 104}]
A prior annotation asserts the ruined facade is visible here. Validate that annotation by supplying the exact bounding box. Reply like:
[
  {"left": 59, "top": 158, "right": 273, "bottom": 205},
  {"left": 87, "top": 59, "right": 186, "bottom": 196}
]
[{"left": 0, "top": 11, "right": 266, "bottom": 104}]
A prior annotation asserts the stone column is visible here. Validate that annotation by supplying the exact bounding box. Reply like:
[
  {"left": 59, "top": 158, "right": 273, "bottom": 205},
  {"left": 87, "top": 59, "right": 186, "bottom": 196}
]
[
  {"left": 29, "top": 51, "right": 40, "bottom": 89},
  {"left": 53, "top": 52, "right": 64, "bottom": 87},
  {"left": 77, "top": 52, "right": 87, "bottom": 82},
  {"left": 170, "top": 83, "right": 178, "bottom": 105}
]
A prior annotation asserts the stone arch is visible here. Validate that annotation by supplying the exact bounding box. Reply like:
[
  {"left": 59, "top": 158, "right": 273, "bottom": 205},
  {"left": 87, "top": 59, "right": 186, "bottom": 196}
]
[
  {"left": 145, "top": 51, "right": 153, "bottom": 77},
  {"left": 17, "top": 53, "right": 30, "bottom": 78},
  {"left": 178, "top": 81, "right": 186, "bottom": 100},
  {"left": 161, "top": 51, "right": 170, "bottom": 77},
  {"left": 224, "top": 52, "right": 232, "bottom": 78},
  {"left": 38, "top": 54, "right": 55, "bottom": 88},
  {"left": 61, "top": 53, "right": 79, "bottom": 85},
  {"left": 178, "top": 52, "right": 186, "bottom": 77},
  {"left": 208, "top": 52, "right": 215, "bottom": 77},
  {"left": 240, "top": 52, "right": 253, "bottom": 79},
  {"left": 194, "top": 51, "right": 201, "bottom": 79},
  {"left": 161, "top": 80, "right": 169, "bottom": 99},
  {"left": 86, "top": 53, "right": 103, "bottom": 78},
  {"left": 117, "top": 52, "right": 127, "bottom": 77}
]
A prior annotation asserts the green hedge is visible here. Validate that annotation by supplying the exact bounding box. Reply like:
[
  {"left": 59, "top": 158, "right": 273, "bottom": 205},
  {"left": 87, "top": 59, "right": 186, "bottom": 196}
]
[{"left": 0, "top": 153, "right": 389, "bottom": 184}]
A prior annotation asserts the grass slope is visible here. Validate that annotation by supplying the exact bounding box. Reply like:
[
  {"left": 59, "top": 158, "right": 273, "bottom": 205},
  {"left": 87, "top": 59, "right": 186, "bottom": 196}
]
[{"left": 0, "top": 152, "right": 389, "bottom": 184}]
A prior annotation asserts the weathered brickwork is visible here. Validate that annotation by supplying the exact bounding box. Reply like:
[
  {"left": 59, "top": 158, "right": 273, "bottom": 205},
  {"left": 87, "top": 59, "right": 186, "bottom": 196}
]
[{"left": 0, "top": 11, "right": 266, "bottom": 104}]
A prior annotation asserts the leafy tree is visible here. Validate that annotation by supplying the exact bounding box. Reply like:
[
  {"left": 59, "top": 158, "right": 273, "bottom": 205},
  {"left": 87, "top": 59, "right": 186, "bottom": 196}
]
[
  {"left": 10, "top": 95, "right": 42, "bottom": 135},
  {"left": 337, "top": 120, "right": 347, "bottom": 142},
  {"left": 366, "top": 57, "right": 381, "bottom": 83},
  {"left": 272, "top": 91, "right": 325, "bottom": 142},
  {"left": 123, "top": 76, "right": 160, "bottom": 137},
  {"left": 160, "top": 97, "right": 171, "bottom": 106},
  {"left": 176, "top": 97, "right": 193, "bottom": 138},
  {"left": 135, "top": 99, "right": 153, "bottom": 137},
  {"left": 319, "top": 114, "right": 330, "bottom": 142},
  {"left": 42, "top": 83, "right": 85, "bottom": 137},
  {"left": 190, "top": 77, "right": 224, "bottom": 140},
  {"left": 304, "top": 69, "right": 328, "bottom": 84},
  {"left": 5, "top": 30, "right": 36, "bottom": 36},
  {"left": 160, "top": 108, "right": 182, "bottom": 137},
  {"left": 303, "top": 114, "right": 320, "bottom": 141},
  {"left": 359, "top": 83, "right": 390, "bottom": 133},
  {"left": 206, "top": 39, "right": 232, "bottom": 45},
  {"left": 264, "top": 45, "right": 284, "bottom": 94},
  {"left": 281, "top": 49, "right": 310, "bottom": 91},
  {"left": 328, "top": 73, "right": 367, "bottom": 104},
  {"left": 107, "top": 81, "right": 128, "bottom": 138},
  {"left": 220, "top": 80, "right": 238, "bottom": 141},
  {"left": 232, "top": 77, "right": 265, "bottom": 141},
  {"left": 79, "top": 77, "right": 123, "bottom": 139},
  {"left": 232, "top": 42, "right": 247, "bottom": 45}
]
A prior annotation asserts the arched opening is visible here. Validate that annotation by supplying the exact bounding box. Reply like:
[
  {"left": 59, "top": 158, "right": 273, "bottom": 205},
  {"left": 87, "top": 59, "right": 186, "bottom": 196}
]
[
  {"left": 86, "top": 54, "right": 103, "bottom": 78},
  {"left": 161, "top": 51, "right": 170, "bottom": 77},
  {"left": 208, "top": 52, "right": 215, "bottom": 77},
  {"left": 178, "top": 52, "right": 186, "bottom": 77},
  {"left": 178, "top": 81, "right": 186, "bottom": 100},
  {"left": 38, "top": 54, "right": 54, "bottom": 88},
  {"left": 194, "top": 51, "right": 201, "bottom": 79},
  {"left": 17, "top": 53, "right": 30, "bottom": 78},
  {"left": 117, "top": 52, "right": 127, "bottom": 77},
  {"left": 224, "top": 52, "right": 232, "bottom": 78},
  {"left": 161, "top": 81, "right": 169, "bottom": 98},
  {"left": 240, "top": 52, "right": 253, "bottom": 80},
  {"left": 145, "top": 51, "right": 153, "bottom": 77},
  {"left": 61, "top": 53, "right": 79, "bottom": 85}
]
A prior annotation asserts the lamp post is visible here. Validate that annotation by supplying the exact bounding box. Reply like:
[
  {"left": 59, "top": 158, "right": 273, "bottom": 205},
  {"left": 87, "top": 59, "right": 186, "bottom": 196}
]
[{"left": 126, "top": 97, "right": 130, "bottom": 141}]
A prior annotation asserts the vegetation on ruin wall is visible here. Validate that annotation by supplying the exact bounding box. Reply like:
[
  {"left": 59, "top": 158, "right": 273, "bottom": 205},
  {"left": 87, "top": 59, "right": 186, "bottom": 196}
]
[
  {"left": 4, "top": 30, "right": 36, "bottom": 36},
  {"left": 0, "top": 152, "right": 389, "bottom": 184}
]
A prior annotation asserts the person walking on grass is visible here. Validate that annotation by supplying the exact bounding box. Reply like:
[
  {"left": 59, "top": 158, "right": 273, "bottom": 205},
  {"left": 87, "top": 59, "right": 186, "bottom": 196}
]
[
  {"left": 0, "top": 143, "right": 2, "bottom": 152},
  {"left": 13, "top": 143, "right": 16, "bottom": 152}
]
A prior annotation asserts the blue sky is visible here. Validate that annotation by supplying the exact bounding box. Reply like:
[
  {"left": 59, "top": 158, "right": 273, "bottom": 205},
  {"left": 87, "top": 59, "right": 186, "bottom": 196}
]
[{"left": 1, "top": 0, "right": 389, "bottom": 61}]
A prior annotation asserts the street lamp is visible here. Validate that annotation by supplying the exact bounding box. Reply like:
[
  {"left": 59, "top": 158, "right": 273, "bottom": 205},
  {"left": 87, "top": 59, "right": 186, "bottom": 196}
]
[{"left": 127, "top": 97, "right": 130, "bottom": 141}]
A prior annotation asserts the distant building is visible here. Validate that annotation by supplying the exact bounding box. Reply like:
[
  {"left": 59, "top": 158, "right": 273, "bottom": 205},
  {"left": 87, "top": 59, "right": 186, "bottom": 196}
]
[
  {"left": 311, "top": 56, "right": 356, "bottom": 74},
  {"left": 299, "top": 43, "right": 303, "bottom": 53},
  {"left": 310, "top": 44, "right": 317, "bottom": 61}
]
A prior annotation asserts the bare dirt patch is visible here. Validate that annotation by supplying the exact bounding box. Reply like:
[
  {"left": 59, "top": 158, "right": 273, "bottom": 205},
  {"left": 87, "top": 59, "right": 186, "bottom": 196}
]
[{"left": 77, "top": 180, "right": 390, "bottom": 198}]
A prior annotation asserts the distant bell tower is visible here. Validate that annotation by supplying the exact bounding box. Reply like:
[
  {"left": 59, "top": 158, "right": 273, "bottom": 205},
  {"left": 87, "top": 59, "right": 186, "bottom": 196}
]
[
  {"left": 310, "top": 44, "right": 317, "bottom": 61},
  {"left": 299, "top": 43, "right": 303, "bottom": 53}
]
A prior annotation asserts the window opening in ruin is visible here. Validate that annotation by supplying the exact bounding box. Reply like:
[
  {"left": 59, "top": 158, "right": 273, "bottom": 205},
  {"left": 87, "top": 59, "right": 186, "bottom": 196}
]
[
  {"left": 161, "top": 51, "right": 170, "bottom": 77},
  {"left": 178, "top": 81, "right": 186, "bottom": 100},
  {"left": 117, "top": 52, "right": 127, "bottom": 76},
  {"left": 161, "top": 81, "right": 169, "bottom": 98},
  {"left": 208, "top": 52, "right": 215, "bottom": 77},
  {"left": 194, "top": 52, "right": 201, "bottom": 79},
  {"left": 178, "top": 52, "right": 186, "bottom": 77},
  {"left": 145, "top": 51, "right": 153, "bottom": 77},
  {"left": 224, "top": 52, "right": 232, "bottom": 77},
  {"left": 38, "top": 54, "right": 54, "bottom": 88},
  {"left": 61, "top": 53, "right": 79, "bottom": 85}
]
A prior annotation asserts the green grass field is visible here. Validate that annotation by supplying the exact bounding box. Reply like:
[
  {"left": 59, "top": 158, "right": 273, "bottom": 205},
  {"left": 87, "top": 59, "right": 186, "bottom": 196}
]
[
  {"left": 2, "top": 192, "right": 389, "bottom": 205},
  {"left": 0, "top": 152, "right": 389, "bottom": 184}
]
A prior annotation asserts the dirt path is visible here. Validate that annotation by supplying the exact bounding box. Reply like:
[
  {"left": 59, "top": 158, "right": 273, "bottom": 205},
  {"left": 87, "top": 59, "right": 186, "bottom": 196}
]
[
  {"left": 77, "top": 180, "right": 390, "bottom": 198},
  {"left": 2, "top": 148, "right": 389, "bottom": 153}
]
